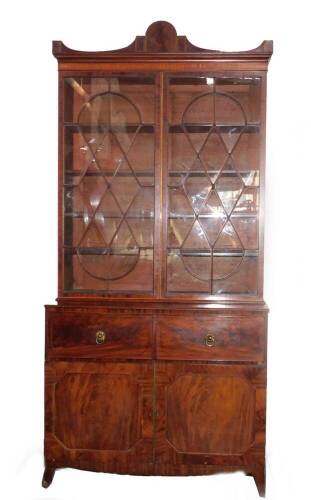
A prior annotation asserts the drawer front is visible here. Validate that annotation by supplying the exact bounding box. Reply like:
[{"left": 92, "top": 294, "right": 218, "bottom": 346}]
[
  {"left": 156, "top": 314, "right": 265, "bottom": 363},
  {"left": 47, "top": 312, "right": 153, "bottom": 359}
]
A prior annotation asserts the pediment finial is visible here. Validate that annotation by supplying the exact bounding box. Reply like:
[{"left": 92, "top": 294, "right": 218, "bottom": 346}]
[{"left": 144, "top": 21, "right": 178, "bottom": 52}]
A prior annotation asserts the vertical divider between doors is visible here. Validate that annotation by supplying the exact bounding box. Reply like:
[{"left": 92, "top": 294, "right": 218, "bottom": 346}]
[
  {"left": 160, "top": 72, "right": 168, "bottom": 297},
  {"left": 153, "top": 72, "right": 165, "bottom": 462},
  {"left": 152, "top": 352, "right": 157, "bottom": 466},
  {"left": 154, "top": 73, "right": 163, "bottom": 297},
  {"left": 151, "top": 312, "right": 156, "bottom": 466}
]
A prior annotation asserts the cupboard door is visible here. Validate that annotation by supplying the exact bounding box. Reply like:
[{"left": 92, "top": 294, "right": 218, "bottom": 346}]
[
  {"left": 44, "top": 361, "right": 154, "bottom": 473},
  {"left": 166, "top": 74, "right": 262, "bottom": 296},
  {"left": 62, "top": 75, "right": 157, "bottom": 294},
  {"left": 154, "top": 362, "right": 265, "bottom": 467}
]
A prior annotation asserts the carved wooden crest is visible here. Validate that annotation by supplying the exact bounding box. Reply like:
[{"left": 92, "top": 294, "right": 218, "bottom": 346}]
[{"left": 53, "top": 21, "right": 273, "bottom": 62}]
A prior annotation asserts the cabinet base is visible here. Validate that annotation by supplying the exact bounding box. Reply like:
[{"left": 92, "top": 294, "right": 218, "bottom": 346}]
[{"left": 42, "top": 464, "right": 265, "bottom": 497}]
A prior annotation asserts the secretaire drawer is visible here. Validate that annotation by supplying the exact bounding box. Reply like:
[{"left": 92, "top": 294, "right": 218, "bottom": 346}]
[
  {"left": 156, "top": 314, "right": 266, "bottom": 363},
  {"left": 46, "top": 311, "right": 153, "bottom": 359}
]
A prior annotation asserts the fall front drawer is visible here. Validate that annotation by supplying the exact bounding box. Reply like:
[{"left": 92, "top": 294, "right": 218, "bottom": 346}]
[
  {"left": 46, "top": 311, "right": 153, "bottom": 359},
  {"left": 156, "top": 314, "right": 266, "bottom": 363}
]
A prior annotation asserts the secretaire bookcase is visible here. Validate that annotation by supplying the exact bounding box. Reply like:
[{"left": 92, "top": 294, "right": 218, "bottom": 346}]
[{"left": 44, "top": 21, "right": 273, "bottom": 497}]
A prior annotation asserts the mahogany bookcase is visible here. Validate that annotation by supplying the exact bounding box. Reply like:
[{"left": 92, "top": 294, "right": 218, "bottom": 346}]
[{"left": 43, "top": 21, "right": 273, "bottom": 497}]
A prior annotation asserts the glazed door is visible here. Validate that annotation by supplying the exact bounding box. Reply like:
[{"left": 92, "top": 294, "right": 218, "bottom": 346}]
[
  {"left": 154, "top": 362, "right": 266, "bottom": 467},
  {"left": 60, "top": 71, "right": 264, "bottom": 299},
  {"left": 44, "top": 361, "right": 154, "bottom": 470},
  {"left": 165, "top": 73, "right": 263, "bottom": 297},
  {"left": 62, "top": 74, "right": 159, "bottom": 295}
]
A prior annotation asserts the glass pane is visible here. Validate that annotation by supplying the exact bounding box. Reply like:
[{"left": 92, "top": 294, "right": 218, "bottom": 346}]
[
  {"left": 167, "top": 75, "right": 261, "bottom": 295},
  {"left": 63, "top": 76, "right": 155, "bottom": 292}
]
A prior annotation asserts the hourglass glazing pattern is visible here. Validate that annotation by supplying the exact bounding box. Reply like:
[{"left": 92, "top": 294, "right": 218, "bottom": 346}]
[
  {"left": 63, "top": 76, "right": 155, "bottom": 292},
  {"left": 167, "top": 75, "right": 261, "bottom": 295}
]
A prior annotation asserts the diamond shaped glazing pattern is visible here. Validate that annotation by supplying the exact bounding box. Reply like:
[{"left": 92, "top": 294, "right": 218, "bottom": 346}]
[
  {"left": 168, "top": 84, "right": 260, "bottom": 291},
  {"left": 65, "top": 84, "right": 155, "bottom": 283}
]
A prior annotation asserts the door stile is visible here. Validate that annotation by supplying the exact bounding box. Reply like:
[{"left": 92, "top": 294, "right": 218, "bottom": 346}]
[
  {"left": 154, "top": 72, "right": 164, "bottom": 297},
  {"left": 152, "top": 359, "right": 157, "bottom": 466},
  {"left": 160, "top": 72, "right": 169, "bottom": 297}
]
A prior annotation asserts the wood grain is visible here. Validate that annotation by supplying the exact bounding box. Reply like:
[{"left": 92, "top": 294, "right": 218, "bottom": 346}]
[
  {"left": 166, "top": 374, "right": 255, "bottom": 454},
  {"left": 44, "top": 361, "right": 154, "bottom": 468},
  {"left": 55, "top": 372, "right": 139, "bottom": 450},
  {"left": 47, "top": 311, "right": 153, "bottom": 359},
  {"left": 154, "top": 361, "right": 266, "bottom": 466},
  {"left": 156, "top": 314, "right": 266, "bottom": 362}
]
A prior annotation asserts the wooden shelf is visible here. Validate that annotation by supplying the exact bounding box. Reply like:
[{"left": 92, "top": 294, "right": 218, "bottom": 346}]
[
  {"left": 64, "top": 246, "right": 257, "bottom": 257},
  {"left": 64, "top": 169, "right": 258, "bottom": 178},
  {"left": 168, "top": 213, "right": 257, "bottom": 219},
  {"left": 64, "top": 246, "right": 152, "bottom": 255},
  {"left": 66, "top": 76, "right": 155, "bottom": 85},
  {"left": 168, "top": 248, "right": 258, "bottom": 257},
  {"left": 64, "top": 123, "right": 259, "bottom": 134},
  {"left": 64, "top": 123, "right": 154, "bottom": 133},
  {"left": 169, "top": 123, "right": 260, "bottom": 133},
  {"left": 170, "top": 76, "right": 261, "bottom": 86},
  {"left": 65, "top": 212, "right": 154, "bottom": 219},
  {"left": 64, "top": 212, "right": 255, "bottom": 219},
  {"left": 65, "top": 170, "right": 154, "bottom": 177},
  {"left": 168, "top": 170, "right": 259, "bottom": 177}
]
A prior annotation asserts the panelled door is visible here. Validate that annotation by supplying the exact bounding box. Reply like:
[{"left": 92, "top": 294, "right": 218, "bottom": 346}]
[
  {"left": 45, "top": 359, "right": 265, "bottom": 469},
  {"left": 45, "top": 361, "right": 154, "bottom": 471},
  {"left": 154, "top": 362, "right": 266, "bottom": 467}
]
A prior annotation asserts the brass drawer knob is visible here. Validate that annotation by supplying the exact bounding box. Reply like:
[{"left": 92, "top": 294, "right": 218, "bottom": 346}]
[
  {"left": 204, "top": 334, "right": 215, "bottom": 347},
  {"left": 95, "top": 330, "right": 106, "bottom": 344}
]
